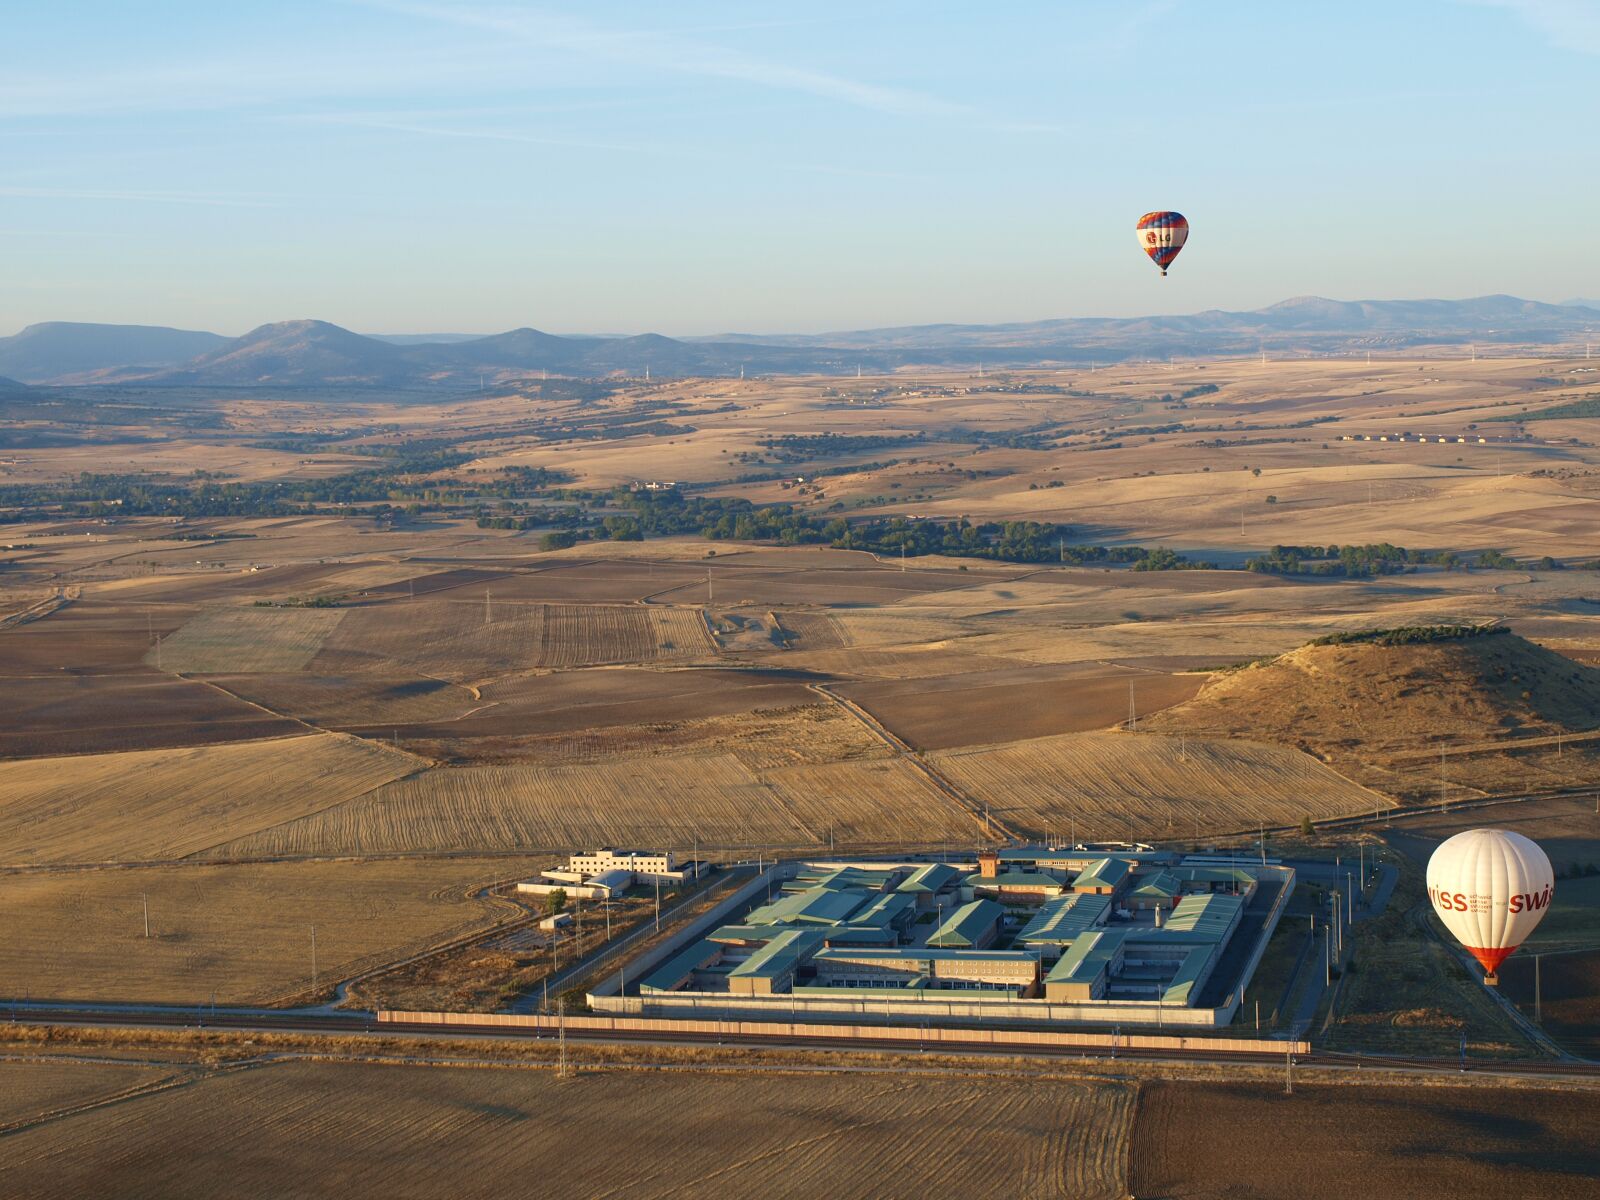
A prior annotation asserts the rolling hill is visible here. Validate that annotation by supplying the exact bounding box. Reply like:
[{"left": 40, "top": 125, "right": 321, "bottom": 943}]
[
  {"left": 0, "top": 322, "right": 227, "bottom": 383},
  {"left": 8, "top": 294, "right": 1598, "bottom": 387},
  {"left": 1145, "top": 626, "right": 1600, "bottom": 802}
]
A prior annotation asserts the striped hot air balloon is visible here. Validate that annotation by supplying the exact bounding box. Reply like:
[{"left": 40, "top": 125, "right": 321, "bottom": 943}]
[
  {"left": 1136, "top": 211, "right": 1188, "bottom": 276},
  {"left": 1426, "top": 828, "right": 1554, "bottom": 985}
]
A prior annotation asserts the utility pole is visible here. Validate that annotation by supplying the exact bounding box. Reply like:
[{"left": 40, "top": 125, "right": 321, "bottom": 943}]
[
  {"left": 654, "top": 875, "right": 661, "bottom": 932},
  {"left": 558, "top": 995, "right": 569, "bottom": 1080},
  {"left": 311, "top": 924, "right": 318, "bottom": 994},
  {"left": 485, "top": 589, "right": 492, "bottom": 625},
  {"left": 1127, "top": 681, "right": 1136, "bottom": 731},
  {"left": 1284, "top": 1045, "right": 1294, "bottom": 1094},
  {"left": 142, "top": 893, "right": 150, "bottom": 939}
]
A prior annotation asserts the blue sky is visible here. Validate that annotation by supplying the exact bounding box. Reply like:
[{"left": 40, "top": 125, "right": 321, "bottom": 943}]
[{"left": 3, "top": 1, "right": 1598, "bottom": 336}]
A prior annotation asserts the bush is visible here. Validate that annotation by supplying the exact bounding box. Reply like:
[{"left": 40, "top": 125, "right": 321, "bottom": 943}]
[{"left": 540, "top": 530, "right": 578, "bottom": 551}]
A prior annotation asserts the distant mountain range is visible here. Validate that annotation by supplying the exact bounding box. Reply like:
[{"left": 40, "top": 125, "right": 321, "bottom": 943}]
[{"left": 2, "top": 294, "right": 1597, "bottom": 389}]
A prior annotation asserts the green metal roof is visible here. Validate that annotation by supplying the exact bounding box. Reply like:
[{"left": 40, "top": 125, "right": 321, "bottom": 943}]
[
  {"left": 1072, "top": 857, "right": 1132, "bottom": 890},
  {"left": 897, "top": 862, "right": 962, "bottom": 894},
  {"left": 745, "top": 886, "right": 872, "bottom": 927},
  {"left": 1172, "top": 865, "right": 1257, "bottom": 886},
  {"left": 1162, "top": 892, "right": 1245, "bottom": 939},
  {"left": 1129, "top": 870, "right": 1182, "bottom": 899},
  {"left": 728, "top": 928, "right": 823, "bottom": 981},
  {"left": 639, "top": 938, "right": 723, "bottom": 993},
  {"left": 1016, "top": 893, "right": 1111, "bottom": 945},
  {"left": 788, "top": 866, "right": 896, "bottom": 893},
  {"left": 1158, "top": 944, "right": 1218, "bottom": 1004},
  {"left": 850, "top": 891, "right": 917, "bottom": 929},
  {"left": 1045, "top": 928, "right": 1126, "bottom": 985},
  {"left": 819, "top": 925, "right": 900, "bottom": 946},
  {"left": 814, "top": 946, "right": 1036, "bottom": 965},
  {"left": 925, "top": 899, "right": 1004, "bottom": 947}
]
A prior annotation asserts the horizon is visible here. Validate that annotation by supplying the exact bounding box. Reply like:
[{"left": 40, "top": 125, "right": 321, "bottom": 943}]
[
  {"left": 7, "top": 289, "right": 1600, "bottom": 343},
  {"left": 5, "top": 2, "right": 1600, "bottom": 335}
]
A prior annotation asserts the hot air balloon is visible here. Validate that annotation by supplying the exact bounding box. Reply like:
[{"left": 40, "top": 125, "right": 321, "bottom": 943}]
[
  {"left": 1426, "top": 828, "right": 1553, "bottom": 985},
  {"left": 1136, "top": 211, "right": 1188, "bottom": 276}
]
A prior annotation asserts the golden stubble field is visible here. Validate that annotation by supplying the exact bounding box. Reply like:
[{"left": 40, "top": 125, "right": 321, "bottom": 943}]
[
  {"left": 0, "top": 856, "right": 544, "bottom": 1005},
  {"left": 0, "top": 1060, "right": 1135, "bottom": 1199}
]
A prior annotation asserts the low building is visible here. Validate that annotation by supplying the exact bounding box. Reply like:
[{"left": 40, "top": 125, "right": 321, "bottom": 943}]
[
  {"left": 969, "top": 869, "right": 1068, "bottom": 905},
  {"left": 569, "top": 848, "right": 701, "bottom": 884},
  {"left": 517, "top": 867, "right": 635, "bottom": 901},
  {"left": 809, "top": 947, "right": 1039, "bottom": 996},
  {"left": 728, "top": 929, "right": 824, "bottom": 995},
  {"left": 539, "top": 912, "right": 573, "bottom": 931},
  {"left": 895, "top": 862, "right": 963, "bottom": 911},
  {"left": 1071, "top": 857, "right": 1132, "bottom": 897},
  {"left": 1126, "top": 870, "right": 1182, "bottom": 912},
  {"left": 1015, "top": 893, "right": 1111, "bottom": 957},
  {"left": 926, "top": 899, "right": 1004, "bottom": 949}
]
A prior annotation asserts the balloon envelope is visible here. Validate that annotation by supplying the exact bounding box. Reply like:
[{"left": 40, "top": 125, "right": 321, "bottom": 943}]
[
  {"left": 1136, "top": 211, "right": 1188, "bottom": 275},
  {"left": 1426, "top": 828, "right": 1553, "bottom": 979}
]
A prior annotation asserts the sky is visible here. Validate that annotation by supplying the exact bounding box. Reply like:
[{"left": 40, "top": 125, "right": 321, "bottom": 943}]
[{"left": 3, "top": 1, "right": 1598, "bottom": 336}]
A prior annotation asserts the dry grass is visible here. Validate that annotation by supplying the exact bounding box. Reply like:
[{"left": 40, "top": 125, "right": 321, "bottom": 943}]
[
  {"left": 0, "top": 856, "right": 540, "bottom": 1005},
  {"left": 202, "top": 743, "right": 978, "bottom": 859},
  {"left": 148, "top": 606, "right": 346, "bottom": 673},
  {"left": 0, "top": 1059, "right": 1135, "bottom": 1200},
  {"left": 1148, "top": 631, "right": 1600, "bottom": 801},
  {"left": 932, "top": 730, "right": 1383, "bottom": 840},
  {"left": 0, "top": 734, "right": 422, "bottom": 865},
  {"left": 0, "top": 1060, "right": 173, "bottom": 1129}
]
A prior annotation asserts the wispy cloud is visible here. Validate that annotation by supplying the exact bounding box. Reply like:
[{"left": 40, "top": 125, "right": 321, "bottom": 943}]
[
  {"left": 1461, "top": 0, "right": 1600, "bottom": 53},
  {"left": 287, "top": 113, "right": 651, "bottom": 155},
  {"left": 354, "top": 0, "right": 970, "bottom": 118},
  {"left": 0, "top": 185, "right": 283, "bottom": 208}
]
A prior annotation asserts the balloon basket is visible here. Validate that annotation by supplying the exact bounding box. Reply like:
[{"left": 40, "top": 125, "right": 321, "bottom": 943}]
[{"left": 1484, "top": 972, "right": 1499, "bottom": 987}]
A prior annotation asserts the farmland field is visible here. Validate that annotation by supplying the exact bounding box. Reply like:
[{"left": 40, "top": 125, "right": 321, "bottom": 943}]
[
  {"left": 0, "top": 1060, "right": 173, "bottom": 1129},
  {"left": 310, "top": 598, "right": 715, "bottom": 680},
  {"left": 2, "top": 674, "right": 304, "bottom": 759},
  {"left": 149, "top": 606, "right": 346, "bottom": 673},
  {"left": 932, "top": 730, "right": 1384, "bottom": 840},
  {"left": 0, "top": 1061, "right": 1135, "bottom": 1199},
  {"left": 1128, "top": 1081, "right": 1600, "bottom": 1199},
  {"left": 1501, "top": 948, "right": 1600, "bottom": 1058},
  {"left": 0, "top": 734, "right": 421, "bottom": 864},
  {"left": 0, "top": 856, "right": 539, "bottom": 1004},
  {"left": 202, "top": 746, "right": 977, "bottom": 858},
  {"left": 841, "top": 661, "right": 1207, "bottom": 749}
]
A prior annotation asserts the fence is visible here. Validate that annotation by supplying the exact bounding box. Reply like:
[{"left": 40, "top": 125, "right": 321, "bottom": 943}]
[{"left": 376, "top": 1008, "right": 1307, "bottom": 1057}]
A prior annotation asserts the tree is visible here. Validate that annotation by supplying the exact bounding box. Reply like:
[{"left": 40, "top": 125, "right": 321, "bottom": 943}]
[
  {"left": 545, "top": 888, "right": 567, "bottom": 916},
  {"left": 1299, "top": 815, "right": 1314, "bottom": 838}
]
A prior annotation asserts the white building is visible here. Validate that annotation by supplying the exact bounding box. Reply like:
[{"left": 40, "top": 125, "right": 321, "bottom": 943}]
[{"left": 569, "top": 849, "right": 700, "bottom": 884}]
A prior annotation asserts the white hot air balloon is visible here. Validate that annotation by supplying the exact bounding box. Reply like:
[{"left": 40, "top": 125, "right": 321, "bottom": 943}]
[{"left": 1426, "top": 828, "right": 1553, "bottom": 985}]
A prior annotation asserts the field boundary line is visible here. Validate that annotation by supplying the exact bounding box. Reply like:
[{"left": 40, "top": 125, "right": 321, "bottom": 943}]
[{"left": 806, "top": 683, "right": 1017, "bottom": 841}]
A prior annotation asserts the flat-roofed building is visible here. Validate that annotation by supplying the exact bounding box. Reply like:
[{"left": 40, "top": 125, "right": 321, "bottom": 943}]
[{"left": 569, "top": 848, "right": 701, "bottom": 884}]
